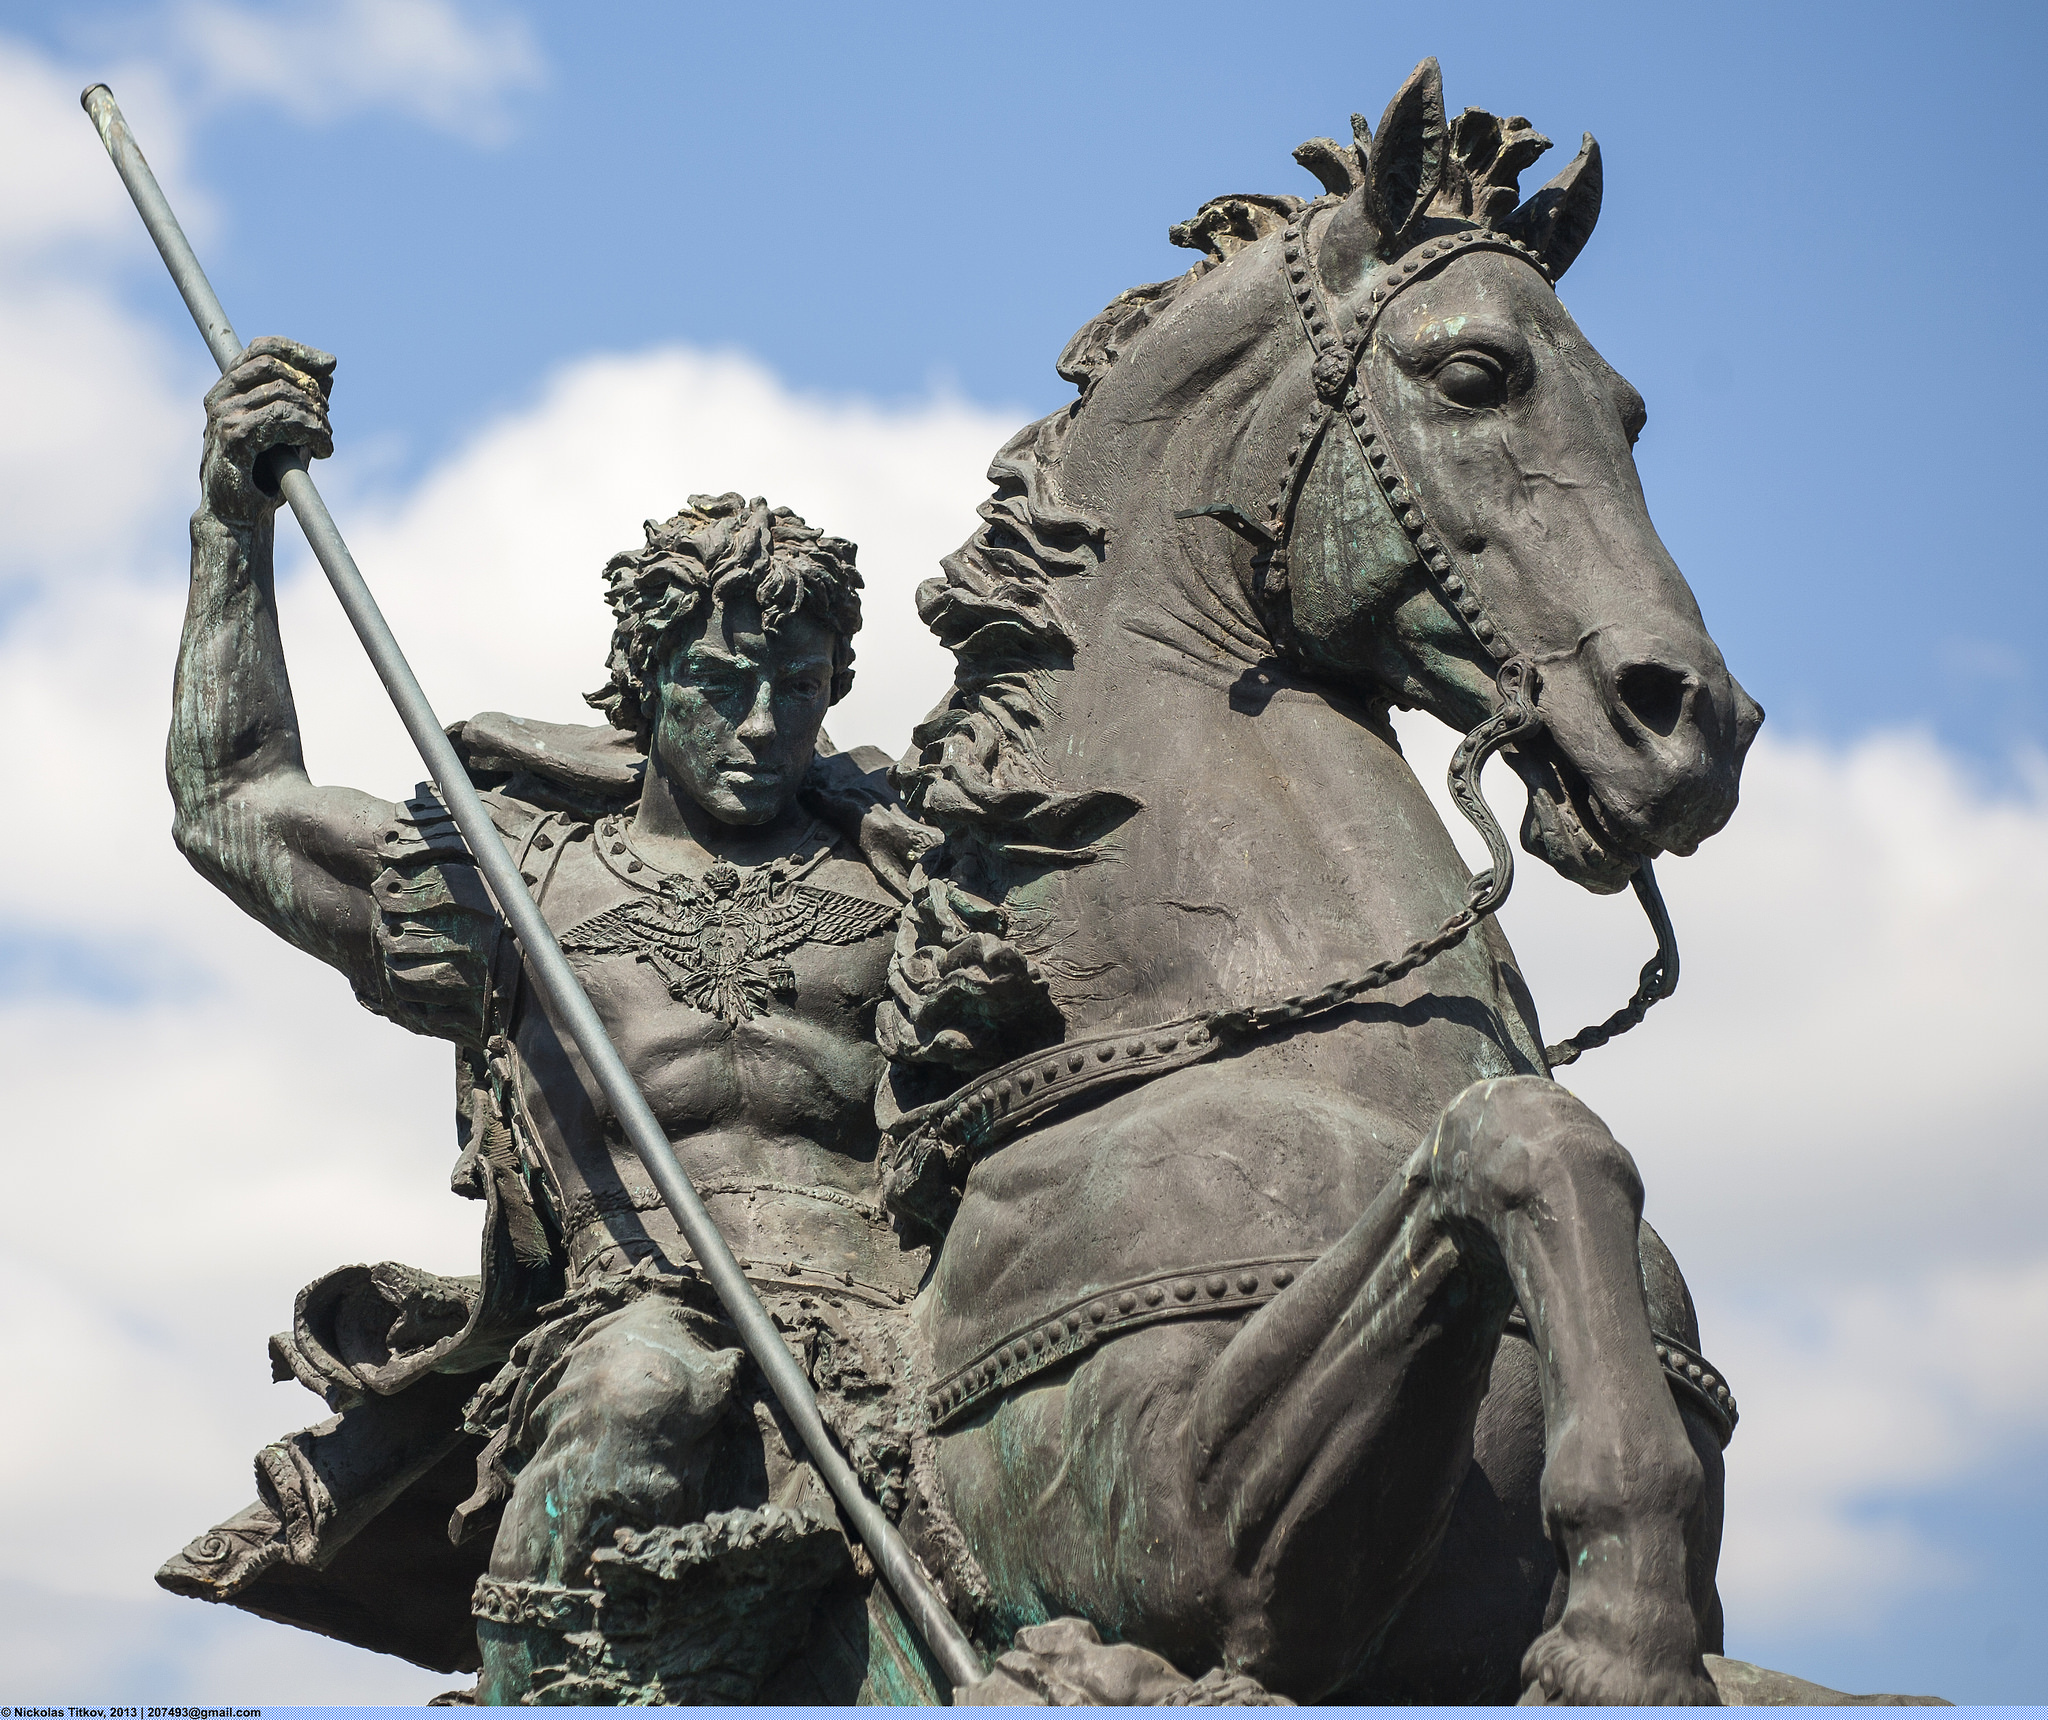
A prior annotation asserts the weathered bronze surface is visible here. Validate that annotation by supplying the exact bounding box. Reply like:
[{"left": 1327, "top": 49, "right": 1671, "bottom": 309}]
[{"left": 145, "top": 59, "right": 1950, "bottom": 1708}]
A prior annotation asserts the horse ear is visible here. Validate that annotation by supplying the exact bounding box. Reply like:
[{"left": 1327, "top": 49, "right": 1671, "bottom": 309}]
[
  {"left": 1502, "top": 132, "right": 1602, "bottom": 278},
  {"left": 1293, "top": 135, "right": 1364, "bottom": 196},
  {"left": 1365, "top": 59, "right": 1446, "bottom": 252}
]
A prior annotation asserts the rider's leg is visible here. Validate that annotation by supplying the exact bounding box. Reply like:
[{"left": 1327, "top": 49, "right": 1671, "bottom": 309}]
[{"left": 475, "top": 1296, "right": 744, "bottom": 1702}]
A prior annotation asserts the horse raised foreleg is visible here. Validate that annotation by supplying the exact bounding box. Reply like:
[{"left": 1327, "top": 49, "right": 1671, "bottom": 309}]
[
  {"left": 1186, "top": 1075, "right": 1717, "bottom": 1706},
  {"left": 1429, "top": 1076, "right": 1718, "bottom": 1705}
]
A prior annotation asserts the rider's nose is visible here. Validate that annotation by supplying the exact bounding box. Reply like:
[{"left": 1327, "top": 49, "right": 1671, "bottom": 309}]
[
  {"left": 737, "top": 682, "right": 778, "bottom": 742},
  {"left": 1610, "top": 658, "right": 1697, "bottom": 742}
]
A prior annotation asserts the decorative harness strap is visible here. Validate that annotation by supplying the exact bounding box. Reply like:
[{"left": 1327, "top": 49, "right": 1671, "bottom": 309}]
[
  {"left": 923, "top": 1269, "right": 1736, "bottom": 1450},
  {"left": 924, "top": 1256, "right": 1317, "bottom": 1431}
]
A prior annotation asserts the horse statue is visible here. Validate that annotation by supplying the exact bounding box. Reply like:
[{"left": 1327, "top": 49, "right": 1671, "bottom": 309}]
[{"left": 878, "top": 60, "right": 1762, "bottom": 1705}]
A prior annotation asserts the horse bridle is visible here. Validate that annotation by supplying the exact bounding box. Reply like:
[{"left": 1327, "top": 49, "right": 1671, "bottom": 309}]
[
  {"left": 880, "top": 213, "right": 1679, "bottom": 1226},
  {"left": 1243, "top": 205, "right": 1680, "bottom": 1068}
]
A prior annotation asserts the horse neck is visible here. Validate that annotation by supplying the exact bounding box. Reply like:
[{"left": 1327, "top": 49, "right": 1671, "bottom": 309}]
[
  {"left": 925, "top": 242, "right": 1500, "bottom": 1040},
  {"left": 1004, "top": 498, "right": 1475, "bottom": 1041}
]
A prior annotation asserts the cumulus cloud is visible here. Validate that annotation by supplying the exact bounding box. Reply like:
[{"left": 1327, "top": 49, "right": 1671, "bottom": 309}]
[
  {"left": 0, "top": 40, "right": 212, "bottom": 578},
  {"left": 1711, "top": 1263, "right": 2048, "bottom": 1627},
  {"left": 169, "top": 0, "right": 544, "bottom": 143},
  {"left": 0, "top": 41, "right": 186, "bottom": 252},
  {"left": 269, "top": 345, "right": 996, "bottom": 797}
]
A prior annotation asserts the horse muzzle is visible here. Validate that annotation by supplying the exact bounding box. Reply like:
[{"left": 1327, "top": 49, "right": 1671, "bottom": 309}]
[{"left": 1505, "top": 641, "right": 1763, "bottom": 892}]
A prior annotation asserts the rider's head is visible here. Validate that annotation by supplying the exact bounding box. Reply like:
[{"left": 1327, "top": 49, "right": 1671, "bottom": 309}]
[{"left": 587, "top": 494, "right": 863, "bottom": 826}]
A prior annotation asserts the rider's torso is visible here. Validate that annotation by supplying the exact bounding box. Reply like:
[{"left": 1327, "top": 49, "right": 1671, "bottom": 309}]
[{"left": 509, "top": 823, "right": 924, "bottom": 1297}]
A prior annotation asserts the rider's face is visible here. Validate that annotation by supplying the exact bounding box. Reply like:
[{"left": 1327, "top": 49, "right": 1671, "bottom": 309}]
[{"left": 653, "top": 592, "right": 835, "bottom": 827}]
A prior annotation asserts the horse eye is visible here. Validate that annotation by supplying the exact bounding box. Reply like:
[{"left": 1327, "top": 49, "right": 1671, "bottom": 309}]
[{"left": 1437, "top": 356, "right": 1505, "bottom": 409}]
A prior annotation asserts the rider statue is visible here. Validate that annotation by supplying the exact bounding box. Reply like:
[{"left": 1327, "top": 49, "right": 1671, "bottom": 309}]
[{"left": 155, "top": 335, "right": 943, "bottom": 1703}]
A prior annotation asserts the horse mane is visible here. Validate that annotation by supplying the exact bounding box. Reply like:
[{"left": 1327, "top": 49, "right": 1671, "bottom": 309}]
[
  {"left": 894, "top": 273, "right": 1196, "bottom": 850},
  {"left": 892, "top": 177, "right": 1340, "bottom": 854},
  {"left": 883, "top": 249, "right": 1266, "bottom": 1077}
]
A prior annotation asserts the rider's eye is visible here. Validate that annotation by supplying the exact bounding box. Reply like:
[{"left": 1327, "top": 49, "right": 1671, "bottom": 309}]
[{"left": 1437, "top": 356, "right": 1506, "bottom": 409}]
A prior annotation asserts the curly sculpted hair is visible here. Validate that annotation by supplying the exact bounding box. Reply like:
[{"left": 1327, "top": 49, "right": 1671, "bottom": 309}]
[{"left": 584, "top": 493, "right": 864, "bottom": 744}]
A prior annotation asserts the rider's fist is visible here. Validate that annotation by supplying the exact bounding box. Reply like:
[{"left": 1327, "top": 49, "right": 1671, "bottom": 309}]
[{"left": 200, "top": 336, "right": 335, "bottom": 526}]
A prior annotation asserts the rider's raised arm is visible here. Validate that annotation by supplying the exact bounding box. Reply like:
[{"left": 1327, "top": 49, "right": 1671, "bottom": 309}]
[{"left": 170, "top": 337, "right": 394, "bottom": 992}]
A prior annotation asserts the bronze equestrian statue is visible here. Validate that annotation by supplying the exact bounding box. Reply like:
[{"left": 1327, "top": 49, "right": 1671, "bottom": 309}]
[{"left": 136, "top": 58, "right": 1965, "bottom": 1709}]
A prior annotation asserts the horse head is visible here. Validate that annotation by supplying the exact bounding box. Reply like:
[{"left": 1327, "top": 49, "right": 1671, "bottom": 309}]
[
  {"left": 1179, "top": 59, "right": 1762, "bottom": 890},
  {"left": 888, "top": 61, "right": 1761, "bottom": 1083}
]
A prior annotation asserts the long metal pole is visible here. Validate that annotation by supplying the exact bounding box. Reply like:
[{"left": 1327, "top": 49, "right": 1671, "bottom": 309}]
[{"left": 81, "top": 83, "right": 981, "bottom": 1693}]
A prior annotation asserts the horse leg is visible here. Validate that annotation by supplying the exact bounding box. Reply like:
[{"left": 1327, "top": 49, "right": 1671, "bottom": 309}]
[
  {"left": 1340, "top": 1225, "right": 1729, "bottom": 1702},
  {"left": 1186, "top": 1074, "right": 1717, "bottom": 1705},
  {"left": 931, "top": 1139, "right": 1515, "bottom": 1700},
  {"left": 1430, "top": 1076, "right": 1719, "bottom": 1705}
]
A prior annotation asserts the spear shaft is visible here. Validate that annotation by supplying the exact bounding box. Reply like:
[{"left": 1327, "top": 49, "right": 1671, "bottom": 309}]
[{"left": 81, "top": 82, "right": 980, "bottom": 1693}]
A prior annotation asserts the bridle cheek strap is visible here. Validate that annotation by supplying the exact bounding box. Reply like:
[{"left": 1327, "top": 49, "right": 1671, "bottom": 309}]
[
  {"left": 1275, "top": 211, "right": 1554, "bottom": 664},
  {"left": 1269, "top": 207, "right": 1678, "bottom": 1066}
]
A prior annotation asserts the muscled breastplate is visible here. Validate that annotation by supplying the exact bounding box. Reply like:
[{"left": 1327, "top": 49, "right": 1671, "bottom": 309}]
[{"left": 511, "top": 811, "right": 922, "bottom": 1300}]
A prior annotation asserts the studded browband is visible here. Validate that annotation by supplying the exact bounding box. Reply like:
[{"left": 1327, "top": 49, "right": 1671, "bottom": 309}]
[{"left": 1268, "top": 208, "right": 1557, "bottom": 664}]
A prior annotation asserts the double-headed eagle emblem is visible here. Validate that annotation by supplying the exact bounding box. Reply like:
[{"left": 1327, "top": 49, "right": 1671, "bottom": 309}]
[{"left": 561, "top": 861, "right": 898, "bottom": 1024}]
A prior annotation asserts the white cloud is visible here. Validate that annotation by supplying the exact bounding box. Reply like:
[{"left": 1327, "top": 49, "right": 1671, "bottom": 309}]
[
  {"left": 170, "top": 0, "right": 544, "bottom": 143},
  {"left": 0, "top": 273, "right": 204, "bottom": 575},
  {"left": 1712, "top": 1262, "right": 2048, "bottom": 1628},
  {"left": 0, "top": 41, "right": 179, "bottom": 252},
  {"left": 0, "top": 39, "right": 217, "bottom": 577},
  {"left": 1398, "top": 715, "right": 2048, "bottom": 1288},
  {"left": 269, "top": 344, "right": 1004, "bottom": 797}
]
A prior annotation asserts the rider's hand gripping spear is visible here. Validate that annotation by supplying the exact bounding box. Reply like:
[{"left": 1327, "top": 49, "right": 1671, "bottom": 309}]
[{"left": 80, "top": 82, "right": 984, "bottom": 1693}]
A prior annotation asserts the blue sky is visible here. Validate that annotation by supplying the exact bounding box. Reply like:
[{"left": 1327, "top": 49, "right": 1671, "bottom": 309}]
[
  {"left": 18, "top": 0, "right": 2048, "bottom": 763},
  {"left": 0, "top": 0, "right": 2044, "bottom": 1706}
]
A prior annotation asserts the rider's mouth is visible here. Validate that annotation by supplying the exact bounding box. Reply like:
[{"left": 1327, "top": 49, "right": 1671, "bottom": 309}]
[{"left": 1505, "top": 734, "right": 1643, "bottom": 895}]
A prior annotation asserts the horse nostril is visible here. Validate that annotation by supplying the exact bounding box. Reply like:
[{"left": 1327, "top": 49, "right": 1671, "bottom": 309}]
[{"left": 1615, "top": 661, "right": 1693, "bottom": 739}]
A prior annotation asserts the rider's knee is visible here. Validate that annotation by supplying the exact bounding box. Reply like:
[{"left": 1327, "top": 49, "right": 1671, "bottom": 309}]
[
  {"left": 550, "top": 1304, "right": 745, "bottom": 1460},
  {"left": 1435, "top": 1076, "right": 1644, "bottom": 1219}
]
